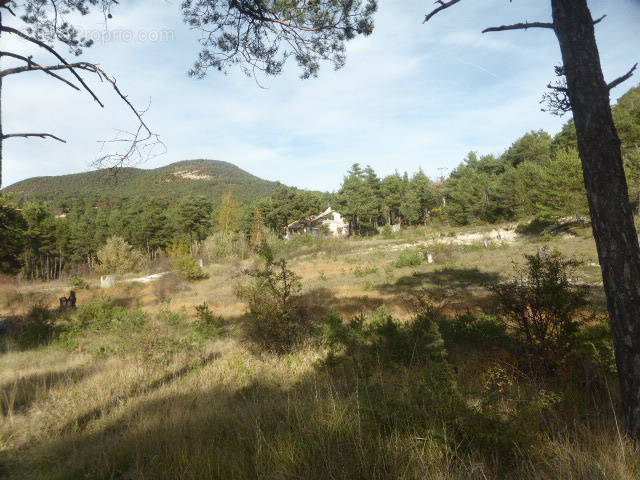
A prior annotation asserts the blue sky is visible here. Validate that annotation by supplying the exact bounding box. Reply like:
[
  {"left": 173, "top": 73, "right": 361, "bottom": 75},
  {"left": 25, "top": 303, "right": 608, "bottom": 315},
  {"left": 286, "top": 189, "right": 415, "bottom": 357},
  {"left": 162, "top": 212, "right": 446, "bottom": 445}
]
[{"left": 2, "top": 0, "right": 640, "bottom": 191}]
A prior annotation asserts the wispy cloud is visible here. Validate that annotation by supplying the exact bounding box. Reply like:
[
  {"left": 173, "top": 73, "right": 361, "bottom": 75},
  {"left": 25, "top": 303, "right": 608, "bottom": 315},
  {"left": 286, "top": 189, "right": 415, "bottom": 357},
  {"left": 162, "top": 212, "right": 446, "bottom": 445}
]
[{"left": 2, "top": 0, "right": 639, "bottom": 191}]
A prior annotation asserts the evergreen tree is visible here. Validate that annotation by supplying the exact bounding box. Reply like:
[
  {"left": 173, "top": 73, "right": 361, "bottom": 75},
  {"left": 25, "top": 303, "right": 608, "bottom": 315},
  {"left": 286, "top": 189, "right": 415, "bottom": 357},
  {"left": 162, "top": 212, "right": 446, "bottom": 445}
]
[{"left": 0, "top": 197, "right": 26, "bottom": 275}]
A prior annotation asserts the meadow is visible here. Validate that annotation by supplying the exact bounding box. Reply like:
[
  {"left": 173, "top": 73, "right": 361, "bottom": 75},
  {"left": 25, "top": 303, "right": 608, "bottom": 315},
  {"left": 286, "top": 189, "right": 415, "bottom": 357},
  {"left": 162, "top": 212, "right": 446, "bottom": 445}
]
[{"left": 0, "top": 223, "right": 638, "bottom": 480}]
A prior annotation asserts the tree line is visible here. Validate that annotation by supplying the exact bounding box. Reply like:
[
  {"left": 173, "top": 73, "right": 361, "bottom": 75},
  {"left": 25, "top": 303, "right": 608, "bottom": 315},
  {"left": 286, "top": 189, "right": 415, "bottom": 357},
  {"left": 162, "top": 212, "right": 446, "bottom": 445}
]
[{"left": 1, "top": 84, "right": 638, "bottom": 279}]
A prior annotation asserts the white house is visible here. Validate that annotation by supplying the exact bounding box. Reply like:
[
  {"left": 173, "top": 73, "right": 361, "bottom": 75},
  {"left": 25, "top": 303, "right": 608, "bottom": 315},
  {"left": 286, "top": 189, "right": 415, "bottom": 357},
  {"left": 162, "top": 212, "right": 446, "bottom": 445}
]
[{"left": 285, "top": 207, "right": 349, "bottom": 238}]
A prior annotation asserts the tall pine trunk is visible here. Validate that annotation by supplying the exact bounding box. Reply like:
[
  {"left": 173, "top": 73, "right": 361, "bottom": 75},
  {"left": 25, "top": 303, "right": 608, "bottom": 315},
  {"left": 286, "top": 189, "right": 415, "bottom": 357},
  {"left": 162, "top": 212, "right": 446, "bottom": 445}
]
[{"left": 552, "top": 0, "right": 640, "bottom": 440}]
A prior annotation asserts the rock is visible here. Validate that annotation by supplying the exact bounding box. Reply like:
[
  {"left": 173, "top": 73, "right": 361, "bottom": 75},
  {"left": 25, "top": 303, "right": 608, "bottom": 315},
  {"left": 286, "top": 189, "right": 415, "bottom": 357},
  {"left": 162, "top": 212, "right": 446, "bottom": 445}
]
[{"left": 100, "top": 275, "right": 118, "bottom": 289}]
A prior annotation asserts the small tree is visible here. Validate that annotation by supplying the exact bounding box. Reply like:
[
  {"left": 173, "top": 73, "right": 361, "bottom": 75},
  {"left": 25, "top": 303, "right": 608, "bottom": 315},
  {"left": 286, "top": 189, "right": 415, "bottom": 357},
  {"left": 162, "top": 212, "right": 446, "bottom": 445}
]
[
  {"left": 96, "top": 236, "right": 144, "bottom": 275},
  {"left": 235, "top": 243, "right": 303, "bottom": 352},
  {"left": 490, "top": 250, "right": 588, "bottom": 364}
]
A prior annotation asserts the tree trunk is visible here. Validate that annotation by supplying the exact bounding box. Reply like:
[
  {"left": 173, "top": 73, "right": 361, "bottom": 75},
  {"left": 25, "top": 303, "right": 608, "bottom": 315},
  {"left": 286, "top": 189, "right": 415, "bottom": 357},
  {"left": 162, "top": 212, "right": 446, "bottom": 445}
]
[
  {"left": 552, "top": 0, "right": 640, "bottom": 440},
  {"left": 0, "top": 62, "right": 3, "bottom": 189}
]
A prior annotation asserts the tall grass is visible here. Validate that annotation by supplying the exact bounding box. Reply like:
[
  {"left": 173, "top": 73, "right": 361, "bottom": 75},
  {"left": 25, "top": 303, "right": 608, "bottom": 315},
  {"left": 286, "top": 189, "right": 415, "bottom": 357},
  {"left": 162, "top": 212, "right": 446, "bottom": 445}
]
[{"left": 0, "top": 231, "right": 634, "bottom": 480}]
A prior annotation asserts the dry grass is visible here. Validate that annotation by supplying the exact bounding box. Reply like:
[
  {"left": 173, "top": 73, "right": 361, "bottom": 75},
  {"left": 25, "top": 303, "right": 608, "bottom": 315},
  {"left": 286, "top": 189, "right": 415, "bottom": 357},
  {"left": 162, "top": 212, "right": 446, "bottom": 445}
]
[{"left": 0, "top": 225, "right": 632, "bottom": 479}]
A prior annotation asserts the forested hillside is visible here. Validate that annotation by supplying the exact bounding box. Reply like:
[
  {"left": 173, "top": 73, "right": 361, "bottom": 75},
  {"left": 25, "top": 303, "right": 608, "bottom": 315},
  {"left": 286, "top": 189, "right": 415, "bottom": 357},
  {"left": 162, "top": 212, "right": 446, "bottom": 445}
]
[{"left": 3, "top": 159, "right": 280, "bottom": 206}]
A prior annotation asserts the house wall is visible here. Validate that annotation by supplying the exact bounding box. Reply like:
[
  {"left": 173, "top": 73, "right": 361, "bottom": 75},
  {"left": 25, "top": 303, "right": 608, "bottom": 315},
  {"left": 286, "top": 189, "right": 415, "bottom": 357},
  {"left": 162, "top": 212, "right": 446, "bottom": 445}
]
[{"left": 321, "top": 212, "right": 349, "bottom": 237}]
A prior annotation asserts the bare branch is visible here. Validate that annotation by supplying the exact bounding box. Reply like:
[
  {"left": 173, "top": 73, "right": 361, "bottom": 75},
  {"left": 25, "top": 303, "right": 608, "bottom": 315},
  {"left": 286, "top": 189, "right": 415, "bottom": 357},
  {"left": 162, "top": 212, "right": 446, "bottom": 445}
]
[
  {"left": 607, "top": 63, "right": 638, "bottom": 91},
  {"left": 0, "top": 3, "right": 16, "bottom": 17},
  {"left": 593, "top": 14, "right": 607, "bottom": 25},
  {"left": 0, "top": 25, "right": 104, "bottom": 107},
  {"left": 482, "top": 22, "right": 554, "bottom": 34},
  {"left": 0, "top": 45, "right": 163, "bottom": 170},
  {"left": 2, "top": 133, "right": 66, "bottom": 143},
  {"left": 0, "top": 52, "right": 81, "bottom": 90},
  {"left": 90, "top": 67, "right": 166, "bottom": 169},
  {"left": 424, "top": 0, "right": 462, "bottom": 24}
]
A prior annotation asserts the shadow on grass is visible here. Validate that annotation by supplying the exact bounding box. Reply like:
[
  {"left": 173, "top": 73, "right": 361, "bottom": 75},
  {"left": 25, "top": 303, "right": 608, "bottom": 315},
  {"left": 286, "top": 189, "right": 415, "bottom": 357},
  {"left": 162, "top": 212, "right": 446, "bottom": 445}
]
[
  {"left": 297, "top": 288, "right": 384, "bottom": 318},
  {"left": 2, "top": 315, "right": 622, "bottom": 480},
  {"left": 58, "top": 351, "right": 221, "bottom": 434},
  {"left": 378, "top": 268, "right": 502, "bottom": 295},
  {"left": 7, "top": 354, "right": 529, "bottom": 480},
  {"left": 0, "top": 363, "right": 97, "bottom": 416}
]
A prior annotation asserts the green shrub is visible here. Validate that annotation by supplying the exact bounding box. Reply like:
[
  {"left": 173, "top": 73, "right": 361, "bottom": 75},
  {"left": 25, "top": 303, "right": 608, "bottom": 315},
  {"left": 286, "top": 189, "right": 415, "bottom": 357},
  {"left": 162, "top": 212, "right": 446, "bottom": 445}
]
[
  {"left": 516, "top": 215, "right": 556, "bottom": 235},
  {"left": 353, "top": 265, "right": 377, "bottom": 277},
  {"left": 569, "top": 321, "right": 617, "bottom": 385},
  {"left": 321, "top": 305, "right": 445, "bottom": 367},
  {"left": 69, "top": 275, "right": 89, "bottom": 290},
  {"left": 8, "top": 304, "right": 56, "bottom": 349},
  {"left": 75, "top": 298, "right": 149, "bottom": 332},
  {"left": 439, "top": 312, "right": 508, "bottom": 347},
  {"left": 157, "top": 308, "right": 188, "bottom": 326},
  {"left": 193, "top": 302, "right": 225, "bottom": 338},
  {"left": 203, "top": 231, "right": 251, "bottom": 261},
  {"left": 393, "top": 249, "right": 423, "bottom": 268},
  {"left": 489, "top": 250, "right": 588, "bottom": 366},
  {"left": 235, "top": 244, "right": 305, "bottom": 352},
  {"left": 174, "top": 254, "right": 208, "bottom": 280},
  {"left": 96, "top": 236, "right": 145, "bottom": 275}
]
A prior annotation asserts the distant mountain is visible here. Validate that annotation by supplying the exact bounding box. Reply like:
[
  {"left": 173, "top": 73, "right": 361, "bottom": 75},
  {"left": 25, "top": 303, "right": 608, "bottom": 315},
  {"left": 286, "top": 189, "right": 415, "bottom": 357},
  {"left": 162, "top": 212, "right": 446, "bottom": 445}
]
[{"left": 2, "top": 159, "right": 281, "bottom": 205}]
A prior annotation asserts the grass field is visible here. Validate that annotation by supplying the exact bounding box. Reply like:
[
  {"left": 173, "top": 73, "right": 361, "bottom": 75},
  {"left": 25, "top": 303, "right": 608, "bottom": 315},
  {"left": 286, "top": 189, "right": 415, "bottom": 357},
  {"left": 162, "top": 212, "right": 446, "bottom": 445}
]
[{"left": 0, "top": 223, "right": 638, "bottom": 479}]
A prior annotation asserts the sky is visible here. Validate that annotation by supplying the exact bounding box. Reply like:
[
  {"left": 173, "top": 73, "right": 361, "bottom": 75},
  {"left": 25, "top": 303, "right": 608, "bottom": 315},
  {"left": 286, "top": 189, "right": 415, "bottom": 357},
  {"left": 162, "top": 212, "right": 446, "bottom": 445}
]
[{"left": 2, "top": 0, "right": 640, "bottom": 192}]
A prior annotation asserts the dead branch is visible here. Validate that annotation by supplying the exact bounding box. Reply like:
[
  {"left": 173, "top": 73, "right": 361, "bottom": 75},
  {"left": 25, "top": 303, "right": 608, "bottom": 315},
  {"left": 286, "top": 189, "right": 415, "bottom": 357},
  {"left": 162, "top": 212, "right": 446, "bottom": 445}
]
[
  {"left": 424, "top": 0, "right": 462, "bottom": 24},
  {"left": 0, "top": 25, "right": 104, "bottom": 107},
  {"left": 0, "top": 52, "right": 81, "bottom": 90},
  {"left": 0, "top": 2, "right": 15, "bottom": 17},
  {"left": 2, "top": 132, "right": 66, "bottom": 142},
  {"left": 0, "top": 25, "right": 163, "bottom": 170},
  {"left": 482, "top": 22, "right": 554, "bottom": 34},
  {"left": 593, "top": 14, "right": 607, "bottom": 25},
  {"left": 607, "top": 63, "right": 637, "bottom": 91}
]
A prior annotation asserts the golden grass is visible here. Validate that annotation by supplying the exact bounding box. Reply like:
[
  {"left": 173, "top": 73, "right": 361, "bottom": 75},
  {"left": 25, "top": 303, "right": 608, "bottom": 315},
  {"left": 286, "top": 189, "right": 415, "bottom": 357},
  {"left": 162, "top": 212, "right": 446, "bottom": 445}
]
[{"left": 0, "top": 226, "right": 632, "bottom": 479}]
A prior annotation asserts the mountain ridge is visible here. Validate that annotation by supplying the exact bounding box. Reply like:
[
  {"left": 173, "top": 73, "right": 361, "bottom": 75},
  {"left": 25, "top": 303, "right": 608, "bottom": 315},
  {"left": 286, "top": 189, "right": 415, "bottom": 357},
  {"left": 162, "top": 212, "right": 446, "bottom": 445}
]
[{"left": 2, "top": 159, "right": 282, "bottom": 205}]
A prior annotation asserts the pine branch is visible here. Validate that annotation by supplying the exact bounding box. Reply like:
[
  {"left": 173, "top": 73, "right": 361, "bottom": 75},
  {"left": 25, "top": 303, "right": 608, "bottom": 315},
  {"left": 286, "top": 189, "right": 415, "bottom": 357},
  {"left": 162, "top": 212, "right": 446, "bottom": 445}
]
[
  {"left": 2, "top": 133, "right": 66, "bottom": 142},
  {"left": 482, "top": 22, "right": 554, "bottom": 34},
  {"left": 607, "top": 63, "right": 638, "bottom": 91}
]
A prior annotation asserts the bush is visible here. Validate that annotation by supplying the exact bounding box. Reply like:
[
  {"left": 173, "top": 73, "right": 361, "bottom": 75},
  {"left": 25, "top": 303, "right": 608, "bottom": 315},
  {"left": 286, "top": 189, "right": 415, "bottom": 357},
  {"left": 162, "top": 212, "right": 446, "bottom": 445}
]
[
  {"left": 168, "top": 243, "right": 208, "bottom": 280},
  {"left": 439, "top": 312, "right": 508, "bottom": 347},
  {"left": 75, "top": 298, "right": 149, "bottom": 332},
  {"left": 380, "top": 224, "right": 394, "bottom": 239},
  {"left": 516, "top": 215, "right": 557, "bottom": 235},
  {"left": 203, "top": 231, "right": 250, "bottom": 261},
  {"left": 193, "top": 302, "right": 225, "bottom": 338},
  {"left": 7, "top": 304, "right": 56, "bottom": 349},
  {"left": 353, "top": 265, "right": 377, "bottom": 277},
  {"left": 489, "top": 250, "right": 588, "bottom": 365},
  {"left": 393, "top": 249, "right": 423, "bottom": 268},
  {"left": 174, "top": 254, "right": 208, "bottom": 280},
  {"left": 96, "top": 236, "right": 144, "bottom": 275},
  {"left": 69, "top": 275, "right": 89, "bottom": 290},
  {"left": 321, "top": 305, "right": 446, "bottom": 367},
  {"left": 569, "top": 320, "right": 617, "bottom": 387},
  {"left": 157, "top": 308, "right": 188, "bottom": 326},
  {"left": 235, "top": 244, "right": 305, "bottom": 352}
]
